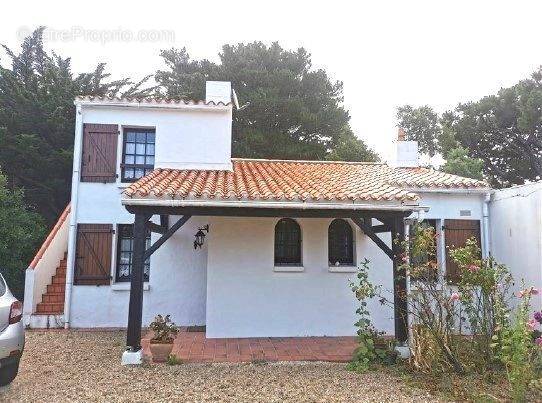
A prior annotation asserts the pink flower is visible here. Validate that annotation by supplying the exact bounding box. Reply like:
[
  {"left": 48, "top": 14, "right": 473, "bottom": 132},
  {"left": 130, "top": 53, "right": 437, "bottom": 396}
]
[
  {"left": 467, "top": 264, "right": 480, "bottom": 273},
  {"left": 535, "top": 337, "right": 542, "bottom": 347},
  {"left": 449, "top": 292, "right": 460, "bottom": 303},
  {"left": 527, "top": 319, "right": 537, "bottom": 331},
  {"left": 517, "top": 287, "right": 539, "bottom": 298}
]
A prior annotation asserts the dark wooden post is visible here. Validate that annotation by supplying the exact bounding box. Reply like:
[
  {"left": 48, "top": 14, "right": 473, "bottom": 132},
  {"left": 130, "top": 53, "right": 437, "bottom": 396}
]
[
  {"left": 391, "top": 214, "right": 408, "bottom": 343},
  {"left": 126, "top": 212, "right": 148, "bottom": 351}
]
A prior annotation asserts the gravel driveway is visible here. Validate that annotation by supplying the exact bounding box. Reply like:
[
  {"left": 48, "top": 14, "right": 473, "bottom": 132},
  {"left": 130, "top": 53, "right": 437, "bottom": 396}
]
[{"left": 0, "top": 331, "right": 440, "bottom": 402}]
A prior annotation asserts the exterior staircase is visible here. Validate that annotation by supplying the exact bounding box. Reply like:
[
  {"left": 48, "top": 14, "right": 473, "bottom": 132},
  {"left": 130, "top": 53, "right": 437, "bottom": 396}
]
[{"left": 35, "top": 255, "right": 66, "bottom": 315}]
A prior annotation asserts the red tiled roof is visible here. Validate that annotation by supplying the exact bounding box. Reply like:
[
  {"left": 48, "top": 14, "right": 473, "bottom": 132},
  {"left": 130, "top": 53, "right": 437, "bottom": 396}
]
[
  {"left": 123, "top": 159, "right": 488, "bottom": 204},
  {"left": 28, "top": 204, "right": 71, "bottom": 270},
  {"left": 75, "top": 96, "right": 231, "bottom": 107}
]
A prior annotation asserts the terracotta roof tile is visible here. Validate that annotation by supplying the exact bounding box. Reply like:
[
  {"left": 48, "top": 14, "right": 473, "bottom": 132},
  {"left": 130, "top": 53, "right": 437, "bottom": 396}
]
[
  {"left": 75, "top": 95, "right": 231, "bottom": 106},
  {"left": 123, "top": 159, "right": 488, "bottom": 204}
]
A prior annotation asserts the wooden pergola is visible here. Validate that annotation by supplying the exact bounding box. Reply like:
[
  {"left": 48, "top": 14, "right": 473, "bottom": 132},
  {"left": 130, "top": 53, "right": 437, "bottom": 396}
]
[{"left": 123, "top": 204, "right": 414, "bottom": 354}]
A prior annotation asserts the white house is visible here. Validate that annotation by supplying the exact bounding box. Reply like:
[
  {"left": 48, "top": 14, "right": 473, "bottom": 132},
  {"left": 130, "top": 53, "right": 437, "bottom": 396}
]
[{"left": 23, "top": 81, "right": 491, "bottom": 363}]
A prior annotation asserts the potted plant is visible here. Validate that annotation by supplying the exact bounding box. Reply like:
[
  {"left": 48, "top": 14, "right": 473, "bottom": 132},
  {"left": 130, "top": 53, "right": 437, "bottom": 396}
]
[{"left": 149, "top": 314, "right": 179, "bottom": 363}]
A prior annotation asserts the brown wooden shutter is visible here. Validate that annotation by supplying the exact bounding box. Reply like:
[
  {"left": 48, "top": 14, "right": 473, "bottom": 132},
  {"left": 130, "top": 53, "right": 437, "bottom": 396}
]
[
  {"left": 74, "top": 224, "right": 113, "bottom": 285},
  {"left": 444, "top": 219, "right": 481, "bottom": 283},
  {"left": 81, "top": 124, "right": 118, "bottom": 182}
]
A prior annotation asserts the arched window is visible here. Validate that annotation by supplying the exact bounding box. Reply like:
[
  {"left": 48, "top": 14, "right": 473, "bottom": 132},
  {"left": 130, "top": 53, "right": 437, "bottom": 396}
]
[
  {"left": 328, "top": 219, "right": 354, "bottom": 266},
  {"left": 274, "top": 218, "right": 302, "bottom": 266}
]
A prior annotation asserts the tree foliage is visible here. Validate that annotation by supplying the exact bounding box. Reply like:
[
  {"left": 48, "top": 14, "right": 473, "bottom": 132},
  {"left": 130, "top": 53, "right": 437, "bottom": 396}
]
[
  {"left": 397, "top": 67, "right": 542, "bottom": 187},
  {"left": 156, "top": 42, "right": 378, "bottom": 162},
  {"left": 396, "top": 105, "right": 441, "bottom": 156},
  {"left": 0, "top": 164, "right": 46, "bottom": 299},
  {"left": 441, "top": 147, "right": 484, "bottom": 180},
  {"left": 0, "top": 28, "right": 153, "bottom": 222}
]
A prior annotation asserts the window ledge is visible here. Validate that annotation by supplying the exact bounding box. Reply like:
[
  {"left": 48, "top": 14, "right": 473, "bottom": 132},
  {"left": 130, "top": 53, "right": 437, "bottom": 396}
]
[
  {"left": 328, "top": 266, "right": 358, "bottom": 273},
  {"left": 273, "top": 266, "right": 305, "bottom": 273},
  {"left": 111, "top": 282, "right": 150, "bottom": 291}
]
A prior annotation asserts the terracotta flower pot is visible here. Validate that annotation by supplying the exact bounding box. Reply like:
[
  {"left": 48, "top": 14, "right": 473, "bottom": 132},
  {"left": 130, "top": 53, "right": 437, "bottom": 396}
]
[{"left": 150, "top": 342, "right": 173, "bottom": 363}]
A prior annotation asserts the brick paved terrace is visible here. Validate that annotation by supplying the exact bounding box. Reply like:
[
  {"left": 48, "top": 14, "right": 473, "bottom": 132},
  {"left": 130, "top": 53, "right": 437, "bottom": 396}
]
[{"left": 142, "top": 328, "right": 358, "bottom": 363}]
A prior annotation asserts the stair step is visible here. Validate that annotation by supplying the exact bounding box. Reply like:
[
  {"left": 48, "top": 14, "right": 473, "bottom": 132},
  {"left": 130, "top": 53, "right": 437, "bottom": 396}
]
[
  {"left": 42, "top": 294, "right": 65, "bottom": 303},
  {"left": 36, "top": 302, "right": 64, "bottom": 314},
  {"left": 47, "top": 284, "right": 65, "bottom": 293},
  {"left": 52, "top": 276, "right": 66, "bottom": 284}
]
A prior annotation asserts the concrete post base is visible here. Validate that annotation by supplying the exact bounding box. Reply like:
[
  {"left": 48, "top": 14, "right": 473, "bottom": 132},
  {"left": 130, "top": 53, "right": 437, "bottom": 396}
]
[
  {"left": 121, "top": 349, "right": 143, "bottom": 365},
  {"left": 395, "top": 345, "right": 411, "bottom": 359}
]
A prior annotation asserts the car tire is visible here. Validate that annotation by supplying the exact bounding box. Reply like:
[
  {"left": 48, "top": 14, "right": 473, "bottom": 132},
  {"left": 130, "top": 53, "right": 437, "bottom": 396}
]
[{"left": 0, "top": 360, "right": 19, "bottom": 386}]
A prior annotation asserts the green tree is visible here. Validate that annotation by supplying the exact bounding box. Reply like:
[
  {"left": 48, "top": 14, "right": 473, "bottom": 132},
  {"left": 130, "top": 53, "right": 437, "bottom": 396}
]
[
  {"left": 0, "top": 163, "right": 46, "bottom": 299},
  {"left": 451, "top": 70, "right": 542, "bottom": 187},
  {"left": 398, "top": 66, "right": 542, "bottom": 187},
  {"left": 396, "top": 105, "right": 441, "bottom": 156},
  {"left": 156, "top": 42, "right": 378, "bottom": 162},
  {"left": 0, "top": 28, "right": 153, "bottom": 223},
  {"left": 441, "top": 147, "right": 484, "bottom": 180}
]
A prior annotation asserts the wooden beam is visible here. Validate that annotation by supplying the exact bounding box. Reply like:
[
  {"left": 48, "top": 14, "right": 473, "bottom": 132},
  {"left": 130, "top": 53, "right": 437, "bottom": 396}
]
[
  {"left": 160, "top": 214, "right": 169, "bottom": 229},
  {"left": 126, "top": 212, "right": 147, "bottom": 351},
  {"left": 146, "top": 221, "right": 167, "bottom": 234},
  {"left": 126, "top": 205, "right": 414, "bottom": 219},
  {"left": 144, "top": 215, "right": 191, "bottom": 260},
  {"left": 391, "top": 215, "right": 408, "bottom": 343},
  {"left": 351, "top": 217, "right": 394, "bottom": 260},
  {"left": 371, "top": 224, "right": 391, "bottom": 233}
]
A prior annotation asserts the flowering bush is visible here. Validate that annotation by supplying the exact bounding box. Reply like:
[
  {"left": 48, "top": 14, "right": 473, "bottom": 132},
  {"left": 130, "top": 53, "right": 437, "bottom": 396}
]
[
  {"left": 492, "top": 286, "right": 538, "bottom": 401},
  {"left": 450, "top": 238, "right": 513, "bottom": 366},
  {"left": 347, "top": 259, "right": 396, "bottom": 372}
]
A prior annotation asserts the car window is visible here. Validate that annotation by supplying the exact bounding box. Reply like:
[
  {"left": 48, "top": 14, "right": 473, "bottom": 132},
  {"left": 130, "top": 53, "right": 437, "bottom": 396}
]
[{"left": 0, "top": 274, "right": 6, "bottom": 297}]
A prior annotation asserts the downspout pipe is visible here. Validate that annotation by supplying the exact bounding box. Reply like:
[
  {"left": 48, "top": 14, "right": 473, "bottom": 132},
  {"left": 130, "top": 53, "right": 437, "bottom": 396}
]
[
  {"left": 482, "top": 192, "right": 491, "bottom": 258},
  {"left": 63, "top": 103, "right": 83, "bottom": 328}
]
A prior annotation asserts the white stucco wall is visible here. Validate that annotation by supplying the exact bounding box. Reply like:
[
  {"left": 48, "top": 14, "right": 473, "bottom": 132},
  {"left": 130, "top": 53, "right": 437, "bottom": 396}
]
[
  {"left": 82, "top": 105, "right": 233, "bottom": 171},
  {"left": 71, "top": 189, "right": 487, "bottom": 333},
  {"left": 70, "top": 215, "right": 209, "bottom": 328},
  {"left": 205, "top": 217, "right": 396, "bottom": 338},
  {"left": 490, "top": 183, "right": 542, "bottom": 308}
]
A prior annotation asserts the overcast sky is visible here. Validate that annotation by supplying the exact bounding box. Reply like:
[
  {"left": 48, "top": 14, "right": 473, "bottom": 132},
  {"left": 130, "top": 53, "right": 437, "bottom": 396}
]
[{"left": 2, "top": 0, "right": 542, "bottom": 162}]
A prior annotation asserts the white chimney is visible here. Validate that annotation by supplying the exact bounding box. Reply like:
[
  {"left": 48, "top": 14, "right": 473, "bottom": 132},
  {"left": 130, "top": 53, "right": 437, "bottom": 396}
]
[
  {"left": 393, "top": 127, "right": 419, "bottom": 167},
  {"left": 205, "top": 81, "right": 232, "bottom": 104}
]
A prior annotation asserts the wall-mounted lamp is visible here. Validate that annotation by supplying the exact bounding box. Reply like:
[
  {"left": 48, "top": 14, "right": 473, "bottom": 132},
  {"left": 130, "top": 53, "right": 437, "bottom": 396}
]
[{"left": 194, "top": 225, "right": 210, "bottom": 249}]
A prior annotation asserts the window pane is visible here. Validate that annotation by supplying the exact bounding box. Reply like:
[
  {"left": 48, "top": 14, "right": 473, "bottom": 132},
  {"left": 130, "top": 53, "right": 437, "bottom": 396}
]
[
  {"left": 146, "top": 156, "right": 155, "bottom": 165},
  {"left": 126, "top": 132, "right": 136, "bottom": 142},
  {"left": 136, "top": 143, "right": 146, "bottom": 154},
  {"left": 136, "top": 132, "right": 146, "bottom": 143},
  {"left": 116, "top": 225, "right": 151, "bottom": 282},
  {"left": 135, "top": 168, "right": 144, "bottom": 178},
  {"left": 125, "top": 142, "right": 135, "bottom": 154},
  {"left": 146, "top": 144, "right": 155, "bottom": 155},
  {"left": 124, "top": 169, "right": 134, "bottom": 179},
  {"left": 124, "top": 155, "right": 135, "bottom": 164},
  {"left": 147, "top": 133, "right": 155, "bottom": 143},
  {"left": 135, "top": 155, "right": 146, "bottom": 165},
  {"left": 274, "top": 218, "right": 301, "bottom": 265}
]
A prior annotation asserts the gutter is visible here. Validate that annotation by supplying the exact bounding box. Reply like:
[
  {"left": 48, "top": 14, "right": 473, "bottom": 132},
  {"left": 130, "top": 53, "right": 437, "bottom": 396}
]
[
  {"left": 63, "top": 104, "right": 84, "bottom": 329},
  {"left": 482, "top": 192, "right": 491, "bottom": 258},
  {"left": 404, "top": 187, "right": 492, "bottom": 195},
  {"left": 74, "top": 100, "right": 231, "bottom": 113},
  {"left": 121, "top": 198, "right": 430, "bottom": 212}
]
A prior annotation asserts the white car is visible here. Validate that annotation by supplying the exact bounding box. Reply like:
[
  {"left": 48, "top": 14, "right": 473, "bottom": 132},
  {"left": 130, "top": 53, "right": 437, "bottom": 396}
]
[{"left": 0, "top": 273, "right": 24, "bottom": 386}]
